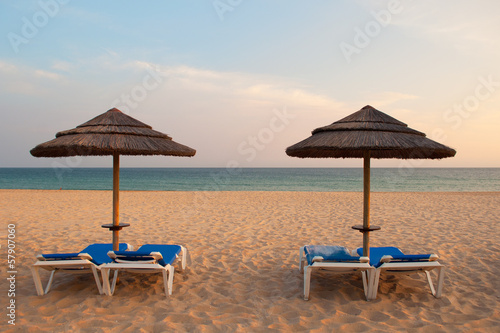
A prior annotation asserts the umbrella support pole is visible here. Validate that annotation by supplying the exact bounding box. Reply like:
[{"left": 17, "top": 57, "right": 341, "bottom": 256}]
[
  {"left": 363, "top": 152, "right": 370, "bottom": 257},
  {"left": 112, "top": 153, "right": 120, "bottom": 251},
  {"left": 352, "top": 152, "right": 380, "bottom": 257},
  {"left": 102, "top": 154, "right": 130, "bottom": 251}
]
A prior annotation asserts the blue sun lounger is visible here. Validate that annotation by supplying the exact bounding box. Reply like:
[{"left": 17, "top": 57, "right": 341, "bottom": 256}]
[
  {"left": 101, "top": 244, "right": 188, "bottom": 297},
  {"left": 356, "top": 247, "right": 444, "bottom": 300},
  {"left": 299, "top": 245, "right": 374, "bottom": 300},
  {"left": 31, "top": 243, "right": 133, "bottom": 296}
]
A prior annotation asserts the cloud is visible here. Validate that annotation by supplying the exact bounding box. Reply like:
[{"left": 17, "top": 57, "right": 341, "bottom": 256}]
[
  {"left": 51, "top": 60, "right": 74, "bottom": 72},
  {"left": 352, "top": 0, "right": 500, "bottom": 56},
  {"left": 100, "top": 61, "right": 346, "bottom": 166},
  {"left": 27, "top": 53, "right": 337, "bottom": 116},
  {"left": 153, "top": 64, "right": 344, "bottom": 111},
  {"left": 0, "top": 60, "right": 68, "bottom": 95},
  {"left": 390, "top": 1, "right": 500, "bottom": 50},
  {"left": 0, "top": 60, "right": 18, "bottom": 73},
  {"left": 34, "top": 69, "right": 63, "bottom": 81}
]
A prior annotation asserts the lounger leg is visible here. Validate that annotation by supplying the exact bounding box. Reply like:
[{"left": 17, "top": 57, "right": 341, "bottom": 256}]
[
  {"left": 425, "top": 271, "right": 435, "bottom": 295},
  {"left": 101, "top": 268, "right": 111, "bottom": 295},
  {"left": 370, "top": 269, "right": 382, "bottom": 300},
  {"left": 362, "top": 269, "right": 376, "bottom": 301},
  {"left": 91, "top": 266, "right": 103, "bottom": 295},
  {"left": 368, "top": 269, "right": 377, "bottom": 300},
  {"left": 304, "top": 266, "right": 312, "bottom": 301},
  {"left": 361, "top": 270, "right": 370, "bottom": 301},
  {"left": 299, "top": 246, "right": 305, "bottom": 273},
  {"left": 435, "top": 267, "right": 444, "bottom": 298},
  {"left": 31, "top": 266, "right": 45, "bottom": 296},
  {"left": 110, "top": 270, "right": 119, "bottom": 295},
  {"left": 162, "top": 265, "right": 174, "bottom": 297},
  {"left": 44, "top": 270, "right": 56, "bottom": 294},
  {"left": 179, "top": 246, "right": 187, "bottom": 271},
  {"left": 101, "top": 268, "right": 117, "bottom": 296},
  {"left": 169, "top": 266, "right": 175, "bottom": 295},
  {"left": 427, "top": 267, "right": 444, "bottom": 298}
]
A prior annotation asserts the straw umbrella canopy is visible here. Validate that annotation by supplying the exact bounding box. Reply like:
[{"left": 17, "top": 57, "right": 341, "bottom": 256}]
[
  {"left": 31, "top": 108, "right": 196, "bottom": 250},
  {"left": 286, "top": 105, "right": 456, "bottom": 257}
]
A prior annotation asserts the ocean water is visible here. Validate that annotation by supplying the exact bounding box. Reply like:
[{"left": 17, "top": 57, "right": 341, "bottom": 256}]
[{"left": 0, "top": 168, "right": 499, "bottom": 192}]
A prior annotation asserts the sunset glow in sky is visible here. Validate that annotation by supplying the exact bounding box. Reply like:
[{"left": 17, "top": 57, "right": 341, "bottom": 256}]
[{"left": 1, "top": 0, "right": 499, "bottom": 168}]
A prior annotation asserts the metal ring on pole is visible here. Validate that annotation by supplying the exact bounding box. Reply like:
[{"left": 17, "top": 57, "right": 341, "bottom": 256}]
[
  {"left": 101, "top": 223, "right": 130, "bottom": 231},
  {"left": 351, "top": 225, "right": 381, "bottom": 233}
]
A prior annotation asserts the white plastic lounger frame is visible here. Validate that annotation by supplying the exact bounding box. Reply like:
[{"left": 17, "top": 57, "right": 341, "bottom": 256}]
[
  {"left": 32, "top": 254, "right": 103, "bottom": 295},
  {"left": 101, "top": 245, "right": 187, "bottom": 297},
  {"left": 31, "top": 243, "right": 132, "bottom": 296},
  {"left": 370, "top": 254, "right": 444, "bottom": 300},
  {"left": 299, "top": 246, "right": 374, "bottom": 301}
]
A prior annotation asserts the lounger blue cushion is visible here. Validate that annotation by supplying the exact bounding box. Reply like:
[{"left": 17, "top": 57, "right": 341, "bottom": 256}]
[
  {"left": 112, "top": 244, "right": 181, "bottom": 267},
  {"left": 41, "top": 243, "right": 129, "bottom": 265},
  {"left": 356, "top": 247, "right": 433, "bottom": 268},
  {"left": 304, "top": 245, "right": 361, "bottom": 266}
]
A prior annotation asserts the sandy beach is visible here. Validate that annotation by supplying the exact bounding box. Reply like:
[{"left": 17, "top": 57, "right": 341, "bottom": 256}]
[{"left": 1, "top": 189, "right": 499, "bottom": 332}]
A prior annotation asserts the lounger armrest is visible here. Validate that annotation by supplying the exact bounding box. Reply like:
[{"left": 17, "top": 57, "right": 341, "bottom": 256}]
[
  {"left": 115, "top": 258, "right": 158, "bottom": 264},
  {"left": 108, "top": 251, "right": 164, "bottom": 262},
  {"left": 380, "top": 255, "right": 394, "bottom": 263},
  {"left": 312, "top": 255, "right": 368, "bottom": 263},
  {"left": 149, "top": 252, "right": 163, "bottom": 261},
  {"left": 78, "top": 253, "right": 93, "bottom": 260},
  {"left": 37, "top": 252, "right": 86, "bottom": 261},
  {"left": 359, "top": 256, "right": 370, "bottom": 263},
  {"left": 311, "top": 256, "right": 325, "bottom": 262},
  {"left": 380, "top": 254, "right": 439, "bottom": 263}
]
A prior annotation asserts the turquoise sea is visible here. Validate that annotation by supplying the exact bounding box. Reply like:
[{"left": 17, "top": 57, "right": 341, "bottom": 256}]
[{"left": 0, "top": 168, "right": 499, "bottom": 192}]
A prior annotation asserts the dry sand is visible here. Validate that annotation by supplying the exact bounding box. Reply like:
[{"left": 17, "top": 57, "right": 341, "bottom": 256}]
[{"left": 0, "top": 189, "right": 499, "bottom": 332}]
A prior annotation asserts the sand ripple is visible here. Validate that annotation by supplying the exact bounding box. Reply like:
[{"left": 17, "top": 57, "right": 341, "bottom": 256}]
[{"left": 1, "top": 190, "right": 499, "bottom": 332}]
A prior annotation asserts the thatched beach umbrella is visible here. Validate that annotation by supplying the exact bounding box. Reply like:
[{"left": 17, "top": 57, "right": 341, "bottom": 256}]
[
  {"left": 286, "top": 105, "right": 456, "bottom": 257},
  {"left": 31, "top": 108, "right": 196, "bottom": 250}
]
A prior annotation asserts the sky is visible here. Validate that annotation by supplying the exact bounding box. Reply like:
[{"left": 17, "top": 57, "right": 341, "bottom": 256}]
[{"left": 1, "top": 0, "right": 499, "bottom": 168}]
